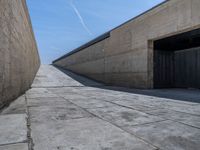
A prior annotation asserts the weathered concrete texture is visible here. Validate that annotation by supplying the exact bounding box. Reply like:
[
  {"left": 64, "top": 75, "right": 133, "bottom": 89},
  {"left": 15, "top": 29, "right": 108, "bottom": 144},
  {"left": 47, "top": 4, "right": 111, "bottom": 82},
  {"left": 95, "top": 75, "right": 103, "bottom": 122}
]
[
  {"left": 0, "top": 0, "right": 40, "bottom": 109},
  {"left": 31, "top": 117, "right": 156, "bottom": 150},
  {"left": 26, "top": 65, "right": 200, "bottom": 150},
  {"left": 0, "top": 143, "right": 28, "bottom": 150},
  {"left": 31, "top": 65, "right": 102, "bottom": 88},
  {"left": 54, "top": 0, "right": 200, "bottom": 88},
  {"left": 0, "top": 114, "right": 27, "bottom": 145},
  {"left": 125, "top": 120, "right": 200, "bottom": 150},
  {"left": 1, "top": 95, "right": 26, "bottom": 115},
  {"left": 1, "top": 65, "right": 200, "bottom": 149},
  {"left": 0, "top": 94, "right": 29, "bottom": 148}
]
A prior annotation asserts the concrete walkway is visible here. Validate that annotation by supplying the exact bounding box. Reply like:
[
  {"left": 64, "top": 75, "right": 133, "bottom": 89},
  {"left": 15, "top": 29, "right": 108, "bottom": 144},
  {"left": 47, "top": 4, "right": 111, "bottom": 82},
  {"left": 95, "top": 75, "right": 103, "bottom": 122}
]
[{"left": 1, "top": 65, "right": 200, "bottom": 150}]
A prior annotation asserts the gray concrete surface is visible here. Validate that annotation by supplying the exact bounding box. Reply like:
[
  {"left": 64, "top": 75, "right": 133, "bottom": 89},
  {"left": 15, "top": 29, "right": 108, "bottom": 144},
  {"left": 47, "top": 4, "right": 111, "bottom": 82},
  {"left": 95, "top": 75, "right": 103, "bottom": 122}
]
[
  {"left": 0, "top": 114, "right": 27, "bottom": 146},
  {"left": 1, "top": 65, "right": 200, "bottom": 149},
  {"left": 0, "top": 143, "right": 28, "bottom": 150},
  {"left": 54, "top": 0, "right": 200, "bottom": 88},
  {"left": 1, "top": 95, "right": 26, "bottom": 115},
  {"left": 0, "top": 0, "right": 40, "bottom": 109}
]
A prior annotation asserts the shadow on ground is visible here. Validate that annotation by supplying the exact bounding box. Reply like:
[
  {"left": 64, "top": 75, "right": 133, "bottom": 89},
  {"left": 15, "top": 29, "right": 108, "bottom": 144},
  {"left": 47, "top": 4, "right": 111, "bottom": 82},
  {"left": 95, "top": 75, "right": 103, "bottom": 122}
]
[{"left": 54, "top": 65, "right": 200, "bottom": 104}]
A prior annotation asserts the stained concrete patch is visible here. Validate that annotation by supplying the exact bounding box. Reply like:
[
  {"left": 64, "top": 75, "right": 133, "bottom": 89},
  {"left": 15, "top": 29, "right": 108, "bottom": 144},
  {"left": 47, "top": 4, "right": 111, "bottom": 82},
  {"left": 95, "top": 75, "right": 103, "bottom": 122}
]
[
  {"left": 0, "top": 114, "right": 27, "bottom": 145},
  {"left": 31, "top": 117, "right": 156, "bottom": 150},
  {"left": 165, "top": 104, "right": 200, "bottom": 116},
  {"left": 1, "top": 95, "right": 26, "bottom": 114},
  {"left": 88, "top": 106, "right": 165, "bottom": 127},
  {"left": 125, "top": 120, "right": 200, "bottom": 150},
  {"left": 145, "top": 109, "right": 200, "bottom": 128},
  {"left": 111, "top": 100, "right": 157, "bottom": 112},
  {"left": 26, "top": 87, "right": 59, "bottom": 99},
  {"left": 62, "top": 94, "right": 91, "bottom": 101},
  {"left": 27, "top": 97, "right": 71, "bottom": 107},
  {"left": 0, "top": 143, "right": 28, "bottom": 150},
  {"left": 112, "top": 96, "right": 198, "bottom": 112},
  {"left": 26, "top": 93, "right": 59, "bottom": 99},
  {"left": 68, "top": 99, "right": 116, "bottom": 109},
  {"left": 47, "top": 87, "right": 80, "bottom": 95},
  {"left": 29, "top": 105, "right": 92, "bottom": 122},
  {"left": 26, "top": 88, "right": 49, "bottom": 94}
]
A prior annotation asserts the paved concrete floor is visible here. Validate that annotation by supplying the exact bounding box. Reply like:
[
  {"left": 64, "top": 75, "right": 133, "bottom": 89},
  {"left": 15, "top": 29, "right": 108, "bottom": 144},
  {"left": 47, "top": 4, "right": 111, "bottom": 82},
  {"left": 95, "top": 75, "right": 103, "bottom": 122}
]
[{"left": 1, "top": 65, "right": 200, "bottom": 150}]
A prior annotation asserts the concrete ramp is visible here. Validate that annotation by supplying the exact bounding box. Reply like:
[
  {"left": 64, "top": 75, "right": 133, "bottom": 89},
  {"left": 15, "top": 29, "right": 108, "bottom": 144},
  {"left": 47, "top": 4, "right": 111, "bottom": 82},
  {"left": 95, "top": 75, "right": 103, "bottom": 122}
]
[{"left": 2, "top": 65, "right": 200, "bottom": 150}]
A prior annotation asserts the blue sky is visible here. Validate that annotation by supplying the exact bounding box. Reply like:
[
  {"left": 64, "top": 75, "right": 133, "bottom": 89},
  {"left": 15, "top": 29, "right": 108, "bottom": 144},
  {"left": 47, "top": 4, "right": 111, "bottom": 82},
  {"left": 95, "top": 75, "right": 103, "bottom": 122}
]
[{"left": 27, "top": 0, "right": 165, "bottom": 64}]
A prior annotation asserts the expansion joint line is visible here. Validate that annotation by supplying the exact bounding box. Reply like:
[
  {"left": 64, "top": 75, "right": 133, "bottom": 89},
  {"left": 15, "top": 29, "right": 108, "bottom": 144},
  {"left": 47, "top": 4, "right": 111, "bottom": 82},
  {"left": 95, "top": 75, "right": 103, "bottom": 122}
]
[
  {"left": 60, "top": 95, "right": 160, "bottom": 150},
  {"left": 25, "top": 94, "right": 34, "bottom": 150}
]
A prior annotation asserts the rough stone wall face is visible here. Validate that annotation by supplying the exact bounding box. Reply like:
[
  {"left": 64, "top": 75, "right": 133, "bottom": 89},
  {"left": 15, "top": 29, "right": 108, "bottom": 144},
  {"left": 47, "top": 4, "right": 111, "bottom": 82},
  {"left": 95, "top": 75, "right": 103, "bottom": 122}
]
[
  {"left": 54, "top": 0, "right": 200, "bottom": 88},
  {"left": 0, "top": 0, "right": 40, "bottom": 108}
]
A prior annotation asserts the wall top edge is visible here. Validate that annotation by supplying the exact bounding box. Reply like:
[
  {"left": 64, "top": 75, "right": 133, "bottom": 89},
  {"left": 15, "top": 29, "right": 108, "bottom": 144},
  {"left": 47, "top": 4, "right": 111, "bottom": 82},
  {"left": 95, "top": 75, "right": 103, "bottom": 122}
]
[{"left": 52, "top": 0, "right": 169, "bottom": 64}]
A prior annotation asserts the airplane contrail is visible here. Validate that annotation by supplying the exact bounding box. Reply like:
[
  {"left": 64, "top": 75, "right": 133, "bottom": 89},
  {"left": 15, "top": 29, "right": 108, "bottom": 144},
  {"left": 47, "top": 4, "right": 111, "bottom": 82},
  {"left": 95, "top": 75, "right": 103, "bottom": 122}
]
[{"left": 70, "top": 0, "right": 93, "bottom": 35}]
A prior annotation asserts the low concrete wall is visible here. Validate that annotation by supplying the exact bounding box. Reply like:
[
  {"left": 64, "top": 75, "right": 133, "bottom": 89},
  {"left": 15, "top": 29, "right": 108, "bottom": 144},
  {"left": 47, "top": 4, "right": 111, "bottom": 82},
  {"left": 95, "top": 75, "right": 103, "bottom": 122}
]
[
  {"left": 53, "top": 0, "right": 200, "bottom": 88},
  {"left": 0, "top": 0, "right": 40, "bottom": 109}
]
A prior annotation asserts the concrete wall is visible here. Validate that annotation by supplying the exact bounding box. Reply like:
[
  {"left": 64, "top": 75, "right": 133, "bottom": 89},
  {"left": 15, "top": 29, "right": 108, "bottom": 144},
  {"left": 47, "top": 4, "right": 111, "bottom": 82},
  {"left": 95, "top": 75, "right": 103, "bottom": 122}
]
[
  {"left": 54, "top": 0, "right": 200, "bottom": 88},
  {"left": 0, "top": 0, "right": 40, "bottom": 109}
]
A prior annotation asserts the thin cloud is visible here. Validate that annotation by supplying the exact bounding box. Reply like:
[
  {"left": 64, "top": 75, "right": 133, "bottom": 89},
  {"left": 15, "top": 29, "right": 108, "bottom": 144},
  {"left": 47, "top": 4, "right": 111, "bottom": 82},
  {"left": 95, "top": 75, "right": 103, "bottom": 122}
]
[
  {"left": 69, "top": 0, "right": 93, "bottom": 35},
  {"left": 50, "top": 46, "right": 62, "bottom": 51}
]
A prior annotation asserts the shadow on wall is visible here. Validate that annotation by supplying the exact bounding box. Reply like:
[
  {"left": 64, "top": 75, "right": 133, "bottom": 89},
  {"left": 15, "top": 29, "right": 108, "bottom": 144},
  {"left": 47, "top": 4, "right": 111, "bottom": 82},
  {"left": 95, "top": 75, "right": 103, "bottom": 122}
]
[{"left": 53, "top": 65, "right": 200, "bottom": 104}]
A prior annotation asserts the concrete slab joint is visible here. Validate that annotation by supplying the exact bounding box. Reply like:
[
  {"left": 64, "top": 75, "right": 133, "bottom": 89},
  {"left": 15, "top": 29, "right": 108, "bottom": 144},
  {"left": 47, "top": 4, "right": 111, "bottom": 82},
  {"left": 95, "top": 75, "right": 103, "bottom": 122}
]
[{"left": 1, "top": 65, "right": 200, "bottom": 150}]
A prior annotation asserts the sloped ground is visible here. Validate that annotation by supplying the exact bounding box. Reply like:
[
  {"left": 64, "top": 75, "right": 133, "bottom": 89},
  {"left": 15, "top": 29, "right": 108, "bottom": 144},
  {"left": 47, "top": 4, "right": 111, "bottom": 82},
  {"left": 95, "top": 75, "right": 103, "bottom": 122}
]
[{"left": 1, "top": 65, "right": 200, "bottom": 150}]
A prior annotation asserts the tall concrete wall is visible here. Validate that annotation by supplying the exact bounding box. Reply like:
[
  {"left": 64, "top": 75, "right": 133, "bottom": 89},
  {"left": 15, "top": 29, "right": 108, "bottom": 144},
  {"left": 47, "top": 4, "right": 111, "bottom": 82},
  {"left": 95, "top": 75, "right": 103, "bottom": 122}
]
[
  {"left": 0, "top": 0, "right": 40, "bottom": 109},
  {"left": 54, "top": 0, "right": 200, "bottom": 88}
]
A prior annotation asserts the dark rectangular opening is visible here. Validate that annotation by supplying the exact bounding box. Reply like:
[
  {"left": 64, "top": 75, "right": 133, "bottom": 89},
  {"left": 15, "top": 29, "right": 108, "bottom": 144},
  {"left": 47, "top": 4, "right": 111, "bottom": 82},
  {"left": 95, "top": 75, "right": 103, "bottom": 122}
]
[{"left": 154, "top": 28, "right": 200, "bottom": 88}]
